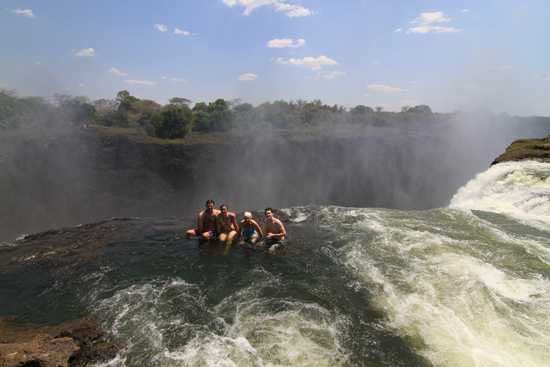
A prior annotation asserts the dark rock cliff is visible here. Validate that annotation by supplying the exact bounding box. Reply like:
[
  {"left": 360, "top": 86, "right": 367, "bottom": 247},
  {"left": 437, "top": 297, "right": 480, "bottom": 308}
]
[{"left": 3, "top": 121, "right": 550, "bottom": 241}]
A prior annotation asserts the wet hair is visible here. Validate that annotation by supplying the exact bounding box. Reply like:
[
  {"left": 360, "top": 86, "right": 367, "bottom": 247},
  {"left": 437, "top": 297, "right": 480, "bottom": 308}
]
[
  {"left": 220, "top": 204, "right": 228, "bottom": 210},
  {"left": 265, "top": 207, "right": 273, "bottom": 214},
  {"left": 206, "top": 199, "right": 215, "bottom": 205}
]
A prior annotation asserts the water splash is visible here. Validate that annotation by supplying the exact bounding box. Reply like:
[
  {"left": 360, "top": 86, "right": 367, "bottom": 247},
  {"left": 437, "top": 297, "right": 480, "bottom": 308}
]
[
  {"left": 450, "top": 161, "right": 550, "bottom": 228},
  {"left": 91, "top": 272, "right": 348, "bottom": 366},
  {"left": 312, "top": 206, "right": 550, "bottom": 367}
]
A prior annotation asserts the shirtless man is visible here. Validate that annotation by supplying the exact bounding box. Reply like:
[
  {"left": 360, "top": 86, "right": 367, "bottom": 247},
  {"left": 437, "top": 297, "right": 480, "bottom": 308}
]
[
  {"left": 216, "top": 204, "right": 240, "bottom": 246},
  {"left": 186, "top": 199, "right": 220, "bottom": 240},
  {"left": 239, "top": 211, "right": 263, "bottom": 246},
  {"left": 263, "top": 208, "right": 287, "bottom": 251}
]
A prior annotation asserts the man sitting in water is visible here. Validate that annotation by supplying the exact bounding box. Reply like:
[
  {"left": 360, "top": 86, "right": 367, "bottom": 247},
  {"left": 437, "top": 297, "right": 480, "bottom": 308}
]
[
  {"left": 186, "top": 199, "right": 220, "bottom": 240},
  {"left": 216, "top": 204, "right": 240, "bottom": 247},
  {"left": 263, "top": 208, "right": 287, "bottom": 252},
  {"left": 239, "top": 211, "right": 263, "bottom": 246}
]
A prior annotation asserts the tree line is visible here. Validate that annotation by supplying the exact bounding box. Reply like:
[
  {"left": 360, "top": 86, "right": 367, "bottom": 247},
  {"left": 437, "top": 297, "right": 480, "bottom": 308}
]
[{"left": 1, "top": 89, "right": 438, "bottom": 138}]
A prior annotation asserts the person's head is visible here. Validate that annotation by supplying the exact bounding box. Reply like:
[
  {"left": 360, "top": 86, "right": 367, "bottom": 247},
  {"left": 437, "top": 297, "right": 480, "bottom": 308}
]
[
  {"left": 243, "top": 211, "right": 252, "bottom": 221},
  {"left": 264, "top": 207, "right": 273, "bottom": 219},
  {"left": 205, "top": 199, "right": 215, "bottom": 210},
  {"left": 220, "top": 204, "right": 228, "bottom": 215}
]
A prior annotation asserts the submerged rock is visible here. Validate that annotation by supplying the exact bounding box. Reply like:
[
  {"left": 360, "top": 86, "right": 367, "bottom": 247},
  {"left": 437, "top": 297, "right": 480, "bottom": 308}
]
[{"left": 492, "top": 135, "right": 550, "bottom": 164}]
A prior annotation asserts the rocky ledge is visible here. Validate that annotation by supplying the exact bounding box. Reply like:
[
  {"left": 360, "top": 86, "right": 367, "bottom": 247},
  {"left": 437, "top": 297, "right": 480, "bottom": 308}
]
[
  {"left": 492, "top": 135, "right": 550, "bottom": 165},
  {"left": 0, "top": 318, "right": 118, "bottom": 367}
]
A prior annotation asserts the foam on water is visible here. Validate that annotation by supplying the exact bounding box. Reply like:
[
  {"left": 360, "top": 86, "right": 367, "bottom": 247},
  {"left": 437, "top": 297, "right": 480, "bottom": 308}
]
[
  {"left": 450, "top": 161, "right": 550, "bottom": 228},
  {"left": 281, "top": 207, "right": 309, "bottom": 223},
  {"left": 316, "top": 206, "right": 550, "bottom": 367},
  {"left": 91, "top": 271, "right": 347, "bottom": 367}
]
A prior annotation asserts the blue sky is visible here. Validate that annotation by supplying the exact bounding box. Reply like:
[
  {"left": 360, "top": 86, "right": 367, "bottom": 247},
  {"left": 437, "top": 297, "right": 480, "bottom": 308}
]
[{"left": 1, "top": 0, "right": 549, "bottom": 114}]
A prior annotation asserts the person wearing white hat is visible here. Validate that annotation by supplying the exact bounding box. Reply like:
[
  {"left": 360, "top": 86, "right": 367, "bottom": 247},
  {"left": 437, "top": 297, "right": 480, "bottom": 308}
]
[{"left": 239, "top": 211, "right": 263, "bottom": 246}]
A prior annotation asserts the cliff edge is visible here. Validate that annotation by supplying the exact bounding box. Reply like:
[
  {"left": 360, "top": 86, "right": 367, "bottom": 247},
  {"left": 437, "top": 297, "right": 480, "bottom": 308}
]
[{"left": 492, "top": 135, "right": 550, "bottom": 165}]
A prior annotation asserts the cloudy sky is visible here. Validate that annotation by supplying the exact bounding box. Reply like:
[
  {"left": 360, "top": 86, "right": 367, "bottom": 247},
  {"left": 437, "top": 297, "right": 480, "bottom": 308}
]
[{"left": 1, "top": 0, "right": 549, "bottom": 114}]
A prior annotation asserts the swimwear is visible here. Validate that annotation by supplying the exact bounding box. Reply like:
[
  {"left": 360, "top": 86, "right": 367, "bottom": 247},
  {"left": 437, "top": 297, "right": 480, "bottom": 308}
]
[{"left": 242, "top": 227, "right": 257, "bottom": 239}]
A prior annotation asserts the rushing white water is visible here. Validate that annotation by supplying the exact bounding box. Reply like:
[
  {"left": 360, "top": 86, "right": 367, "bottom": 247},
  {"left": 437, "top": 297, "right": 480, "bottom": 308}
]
[
  {"left": 306, "top": 161, "right": 550, "bottom": 367},
  {"left": 450, "top": 160, "right": 550, "bottom": 228},
  {"left": 92, "top": 270, "right": 348, "bottom": 367},
  {"left": 316, "top": 206, "right": 550, "bottom": 367}
]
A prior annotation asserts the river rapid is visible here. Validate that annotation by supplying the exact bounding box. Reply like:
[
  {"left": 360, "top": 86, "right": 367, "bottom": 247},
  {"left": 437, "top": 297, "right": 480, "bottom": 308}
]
[{"left": 1, "top": 160, "right": 549, "bottom": 366}]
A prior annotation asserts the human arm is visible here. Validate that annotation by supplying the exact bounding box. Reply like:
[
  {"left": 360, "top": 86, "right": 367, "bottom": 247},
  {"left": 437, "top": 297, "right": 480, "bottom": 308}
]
[
  {"left": 196, "top": 211, "right": 204, "bottom": 232},
  {"left": 252, "top": 220, "right": 263, "bottom": 239},
  {"left": 231, "top": 214, "right": 240, "bottom": 233}
]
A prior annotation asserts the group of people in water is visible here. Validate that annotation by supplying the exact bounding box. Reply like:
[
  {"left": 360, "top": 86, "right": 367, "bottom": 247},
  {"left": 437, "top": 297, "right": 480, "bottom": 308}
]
[{"left": 185, "top": 200, "right": 287, "bottom": 252}]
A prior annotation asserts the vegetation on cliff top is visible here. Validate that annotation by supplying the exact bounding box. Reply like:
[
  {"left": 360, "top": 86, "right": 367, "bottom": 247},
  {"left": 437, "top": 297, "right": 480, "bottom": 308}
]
[
  {"left": 2, "top": 89, "right": 550, "bottom": 147},
  {"left": 492, "top": 136, "right": 550, "bottom": 164},
  {"left": 1, "top": 89, "right": 439, "bottom": 138}
]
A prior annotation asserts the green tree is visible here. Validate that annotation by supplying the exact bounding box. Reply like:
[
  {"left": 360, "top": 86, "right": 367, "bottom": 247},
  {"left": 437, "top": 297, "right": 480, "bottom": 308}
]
[
  {"left": 169, "top": 97, "right": 192, "bottom": 106},
  {"left": 407, "top": 105, "right": 432, "bottom": 114},
  {"left": 153, "top": 104, "right": 194, "bottom": 139},
  {"left": 208, "top": 98, "right": 233, "bottom": 131},
  {"left": 191, "top": 99, "right": 233, "bottom": 132},
  {"left": 192, "top": 102, "right": 210, "bottom": 132}
]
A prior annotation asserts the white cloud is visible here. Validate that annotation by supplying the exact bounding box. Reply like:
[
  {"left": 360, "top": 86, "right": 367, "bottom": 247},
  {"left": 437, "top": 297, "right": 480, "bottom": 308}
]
[
  {"left": 109, "top": 67, "right": 128, "bottom": 77},
  {"left": 272, "top": 2, "right": 312, "bottom": 17},
  {"left": 154, "top": 24, "right": 168, "bottom": 32},
  {"left": 314, "top": 71, "right": 346, "bottom": 80},
  {"left": 407, "top": 25, "right": 461, "bottom": 34},
  {"left": 174, "top": 27, "right": 192, "bottom": 36},
  {"left": 406, "top": 11, "right": 462, "bottom": 34},
  {"left": 238, "top": 73, "right": 258, "bottom": 81},
  {"left": 367, "top": 84, "right": 405, "bottom": 93},
  {"left": 412, "top": 11, "right": 451, "bottom": 25},
  {"left": 461, "top": 9, "right": 470, "bottom": 13},
  {"left": 125, "top": 80, "right": 157, "bottom": 86},
  {"left": 74, "top": 48, "right": 95, "bottom": 57},
  {"left": 12, "top": 8, "right": 35, "bottom": 18},
  {"left": 394, "top": 28, "right": 403, "bottom": 33},
  {"left": 222, "top": 0, "right": 312, "bottom": 18},
  {"left": 276, "top": 55, "right": 338, "bottom": 70},
  {"left": 267, "top": 38, "right": 305, "bottom": 48}
]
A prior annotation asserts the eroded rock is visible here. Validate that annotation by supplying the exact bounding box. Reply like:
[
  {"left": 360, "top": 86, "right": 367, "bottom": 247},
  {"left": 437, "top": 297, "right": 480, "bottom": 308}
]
[{"left": 0, "top": 318, "right": 118, "bottom": 367}]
